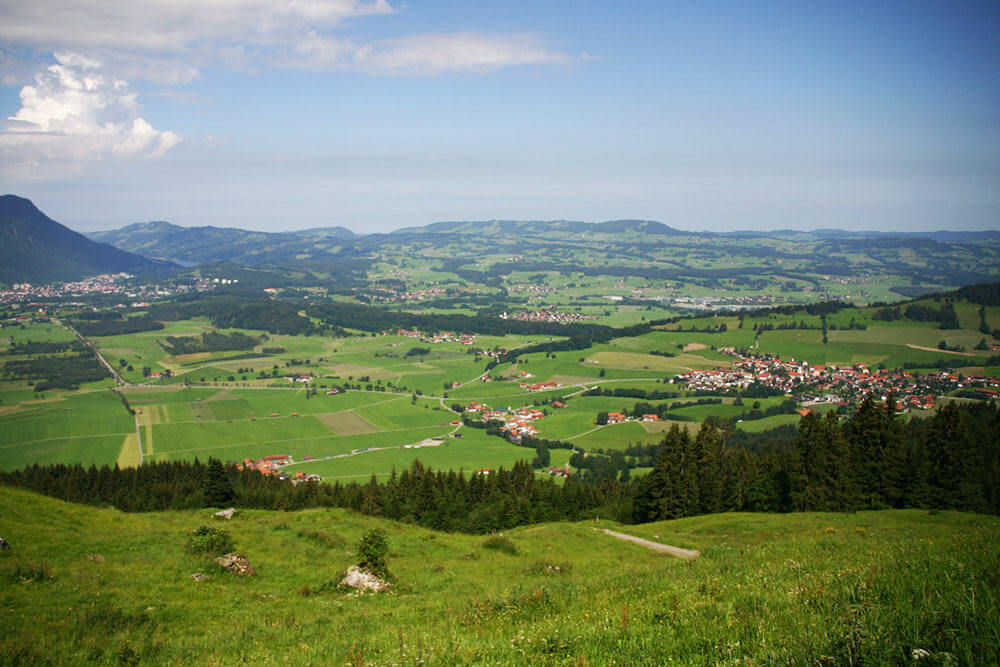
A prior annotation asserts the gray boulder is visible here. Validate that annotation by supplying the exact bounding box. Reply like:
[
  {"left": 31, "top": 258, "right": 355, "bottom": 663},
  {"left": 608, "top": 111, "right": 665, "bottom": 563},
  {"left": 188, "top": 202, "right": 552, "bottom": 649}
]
[{"left": 215, "top": 553, "right": 255, "bottom": 576}]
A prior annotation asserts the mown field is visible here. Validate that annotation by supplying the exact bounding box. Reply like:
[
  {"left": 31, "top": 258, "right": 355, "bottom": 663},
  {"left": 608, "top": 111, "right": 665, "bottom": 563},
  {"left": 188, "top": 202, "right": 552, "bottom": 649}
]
[
  {"left": 0, "top": 486, "right": 997, "bottom": 664},
  {"left": 0, "top": 392, "right": 133, "bottom": 470}
]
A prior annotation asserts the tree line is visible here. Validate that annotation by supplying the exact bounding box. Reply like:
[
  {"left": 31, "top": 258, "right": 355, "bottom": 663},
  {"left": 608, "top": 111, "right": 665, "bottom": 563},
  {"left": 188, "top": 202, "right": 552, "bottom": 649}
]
[{"left": 633, "top": 398, "right": 999, "bottom": 520}]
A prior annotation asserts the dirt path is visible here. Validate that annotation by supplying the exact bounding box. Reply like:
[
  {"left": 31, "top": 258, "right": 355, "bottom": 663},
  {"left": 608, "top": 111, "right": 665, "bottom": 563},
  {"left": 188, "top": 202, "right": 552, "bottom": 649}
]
[{"left": 597, "top": 528, "right": 700, "bottom": 560}]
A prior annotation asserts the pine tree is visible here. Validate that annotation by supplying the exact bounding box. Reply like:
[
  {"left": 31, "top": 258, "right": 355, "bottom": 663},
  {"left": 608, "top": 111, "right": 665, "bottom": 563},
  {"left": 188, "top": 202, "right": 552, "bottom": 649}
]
[{"left": 204, "top": 458, "right": 234, "bottom": 507}]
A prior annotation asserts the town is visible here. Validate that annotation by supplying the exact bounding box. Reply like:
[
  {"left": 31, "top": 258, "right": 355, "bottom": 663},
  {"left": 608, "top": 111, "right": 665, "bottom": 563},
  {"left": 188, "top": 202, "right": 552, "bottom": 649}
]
[{"left": 0, "top": 273, "right": 216, "bottom": 306}]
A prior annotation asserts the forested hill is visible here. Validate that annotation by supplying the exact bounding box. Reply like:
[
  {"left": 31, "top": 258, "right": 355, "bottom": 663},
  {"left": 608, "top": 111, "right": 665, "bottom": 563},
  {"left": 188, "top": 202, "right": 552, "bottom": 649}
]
[
  {"left": 87, "top": 221, "right": 355, "bottom": 266},
  {"left": 0, "top": 195, "right": 177, "bottom": 284},
  {"left": 394, "top": 219, "right": 690, "bottom": 236}
]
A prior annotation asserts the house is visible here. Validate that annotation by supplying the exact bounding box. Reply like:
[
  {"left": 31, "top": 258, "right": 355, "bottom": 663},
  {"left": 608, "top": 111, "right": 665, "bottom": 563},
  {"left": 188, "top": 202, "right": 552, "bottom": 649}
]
[
  {"left": 642, "top": 414, "right": 661, "bottom": 422},
  {"left": 552, "top": 401, "right": 566, "bottom": 409},
  {"left": 475, "top": 468, "right": 493, "bottom": 475},
  {"left": 606, "top": 412, "right": 627, "bottom": 424},
  {"left": 547, "top": 466, "right": 571, "bottom": 478},
  {"left": 795, "top": 408, "right": 812, "bottom": 417}
]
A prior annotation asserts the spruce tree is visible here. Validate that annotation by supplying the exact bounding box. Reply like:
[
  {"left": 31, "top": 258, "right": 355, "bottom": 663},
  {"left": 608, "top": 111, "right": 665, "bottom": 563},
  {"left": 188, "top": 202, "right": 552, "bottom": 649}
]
[{"left": 204, "top": 458, "right": 234, "bottom": 507}]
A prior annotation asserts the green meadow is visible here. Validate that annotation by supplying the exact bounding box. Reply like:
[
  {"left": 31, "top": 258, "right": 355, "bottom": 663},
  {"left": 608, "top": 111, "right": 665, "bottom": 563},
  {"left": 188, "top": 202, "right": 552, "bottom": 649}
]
[
  {"left": 0, "top": 392, "right": 133, "bottom": 470},
  {"left": 1, "top": 486, "right": 996, "bottom": 664}
]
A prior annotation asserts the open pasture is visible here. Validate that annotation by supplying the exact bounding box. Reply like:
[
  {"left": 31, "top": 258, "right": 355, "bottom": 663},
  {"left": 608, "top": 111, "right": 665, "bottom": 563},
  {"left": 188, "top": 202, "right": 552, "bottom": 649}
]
[
  {"left": 0, "top": 320, "right": 75, "bottom": 347},
  {"left": 0, "top": 391, "right": 133, "bottom": 470},
  {"left": 288, "top": 428, "right": 535, "bottom": 480}
]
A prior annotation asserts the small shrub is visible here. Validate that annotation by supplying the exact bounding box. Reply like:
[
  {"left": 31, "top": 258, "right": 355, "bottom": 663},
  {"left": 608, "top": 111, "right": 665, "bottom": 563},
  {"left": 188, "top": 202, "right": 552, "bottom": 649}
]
[
  {"left": 482, "top": 535, "right": 518, "bottom": 555},
  {"left": 185, "top": 525, "right": 235, "bottom": 556},
  {"left": 357, "top": 529, "right": 389, "bottom": 576}
]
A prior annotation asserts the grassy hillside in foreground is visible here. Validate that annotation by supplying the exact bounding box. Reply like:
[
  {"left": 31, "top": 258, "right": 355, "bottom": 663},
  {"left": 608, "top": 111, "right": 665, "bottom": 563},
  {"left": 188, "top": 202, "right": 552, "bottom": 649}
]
[{"left": 1, "top": 487, "right": 997, "bottom": 664}]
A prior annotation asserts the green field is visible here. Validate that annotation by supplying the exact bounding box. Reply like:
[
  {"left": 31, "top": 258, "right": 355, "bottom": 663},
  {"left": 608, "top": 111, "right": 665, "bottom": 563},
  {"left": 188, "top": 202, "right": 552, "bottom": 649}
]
[
  {"left": 0, "top": 392, "right": 133, "bottom": 470},
  {"left": 1, "top": 486, "right": 997, "bottom": 664}
]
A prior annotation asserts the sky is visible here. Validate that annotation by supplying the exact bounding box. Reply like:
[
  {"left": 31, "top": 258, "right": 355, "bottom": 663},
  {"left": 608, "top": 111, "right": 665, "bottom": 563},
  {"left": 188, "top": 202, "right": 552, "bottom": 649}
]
[{"left": 0, "top": 1, "right": 998, "bottom": 234}]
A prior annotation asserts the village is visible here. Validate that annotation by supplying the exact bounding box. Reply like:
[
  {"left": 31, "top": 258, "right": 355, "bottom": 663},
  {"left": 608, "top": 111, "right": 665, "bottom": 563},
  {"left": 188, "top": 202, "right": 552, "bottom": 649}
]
[
  {"left": 499, "top": 309, "right": 597, "bottom": 324},
  {"left": 234, "top": 454, "right": 323, "bottom": 484},
  {"left": 0, "top": 273, "right": 216, "bottom": 306},
  {"left": 388, "top": 328, "right": 478, "bottom": 345},
  {"left": 675, "top": 349, "right": 1000, "bottom": 411}
]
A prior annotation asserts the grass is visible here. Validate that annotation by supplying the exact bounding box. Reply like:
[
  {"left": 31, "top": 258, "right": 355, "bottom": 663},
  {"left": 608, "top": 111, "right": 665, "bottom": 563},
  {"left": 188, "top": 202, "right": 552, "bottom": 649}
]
[
  {"left": 0, "top": 486, "right": 996, "bottom": 664},
  {"left": 0, "top": 392, "right": 134, "bottom": 470}
]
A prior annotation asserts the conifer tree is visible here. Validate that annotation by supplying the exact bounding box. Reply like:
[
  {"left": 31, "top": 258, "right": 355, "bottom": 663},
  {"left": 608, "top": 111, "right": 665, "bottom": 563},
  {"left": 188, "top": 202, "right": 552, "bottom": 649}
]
[{"left": 204, "top": 458, "right": 234, "bottom": 507}]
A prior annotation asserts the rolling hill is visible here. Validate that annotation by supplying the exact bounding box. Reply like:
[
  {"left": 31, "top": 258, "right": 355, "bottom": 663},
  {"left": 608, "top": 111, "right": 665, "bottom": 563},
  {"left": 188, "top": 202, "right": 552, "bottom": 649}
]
[
  {"left": 0, "top": 195, "right": 177, "bottom": 285},
  {"left": 88, "top": 221, "right": 353, "bottom": 266},
  {"left": 0, "top": 485, "right": 996, "bottom": 663}
]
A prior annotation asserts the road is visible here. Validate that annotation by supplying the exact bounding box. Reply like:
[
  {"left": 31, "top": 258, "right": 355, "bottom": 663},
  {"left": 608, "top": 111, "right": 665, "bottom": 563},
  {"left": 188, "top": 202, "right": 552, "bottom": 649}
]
[{"left": 54, "top": 318, "right": 129, "bottom": 386}]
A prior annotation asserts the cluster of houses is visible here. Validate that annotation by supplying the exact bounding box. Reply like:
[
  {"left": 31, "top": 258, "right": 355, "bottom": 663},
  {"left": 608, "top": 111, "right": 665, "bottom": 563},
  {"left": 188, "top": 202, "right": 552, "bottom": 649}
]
[
  {"left": 518, "top": 378, "right": 562, "bottom": 392},
  {"left": 676, "top": 350, "right": 1000, "bottom": 410},
  {"left": 235, "top": 455, "right": 322, "bottom": 483},
  {"left": 499, "top": 309, "right": 596, "bottom": 324},
  {"left": 369, "top": 286, "right": 482, "bottom": 303},
  {"left": 464, "top": 402, "right": 547, "bottom": 442},
  {"left": 603, "top": 412, "right": 661, "bottom": 425},
  {"left": 389, "top": 328, "right": 477, "bottom": 345}
]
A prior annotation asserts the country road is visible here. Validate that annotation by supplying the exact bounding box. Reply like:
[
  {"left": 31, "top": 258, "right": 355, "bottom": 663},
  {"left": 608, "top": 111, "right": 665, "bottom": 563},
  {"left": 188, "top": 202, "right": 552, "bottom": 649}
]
[{"left": 54, "top": 318, "right": 129, "bottom": 386}]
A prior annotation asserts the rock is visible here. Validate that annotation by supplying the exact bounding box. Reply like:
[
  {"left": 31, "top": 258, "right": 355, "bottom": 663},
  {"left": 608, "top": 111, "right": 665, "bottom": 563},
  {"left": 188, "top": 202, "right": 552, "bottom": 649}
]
[
  {"left": 86, "top": 554, "right": 105, "bottom": 563},
  {"left": 213, "top": 508, "right": 237, "bottom": 520},
  {"left": 215, "top": 553, "right": 255, "bottom": 576},
  {"left": 339, "top": 565, "right": 390, "bottom": 593},
  {"left": 0, "top": 537, "right": 9, "bottom": 551},
  {"left": 190, "top": 573, "right": 209, "bottom": 582}
]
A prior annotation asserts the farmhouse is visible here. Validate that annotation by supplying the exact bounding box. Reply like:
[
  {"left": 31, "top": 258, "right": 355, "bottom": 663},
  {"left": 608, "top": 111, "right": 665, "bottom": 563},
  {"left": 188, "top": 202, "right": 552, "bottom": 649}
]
[{"left": 606, "top": 412, "right": 627, "bottom": 424}]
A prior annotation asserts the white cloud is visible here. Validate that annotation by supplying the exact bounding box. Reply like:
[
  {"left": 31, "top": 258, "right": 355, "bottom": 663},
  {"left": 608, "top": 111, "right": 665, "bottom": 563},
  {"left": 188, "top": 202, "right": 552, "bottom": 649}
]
[
  {"left": 0, "top": 53, "right": 180, "bottom": 175},
  {"left": 0, "top": 0, "right": 576, "bottom": 81},
  {"left": 353, "top": 33, "right": 574, "bottom": 75}
]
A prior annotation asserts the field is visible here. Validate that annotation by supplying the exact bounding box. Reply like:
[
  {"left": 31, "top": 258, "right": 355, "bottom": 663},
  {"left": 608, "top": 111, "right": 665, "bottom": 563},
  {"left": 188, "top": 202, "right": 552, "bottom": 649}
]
[
  {"left": 1, "top": 486, "right": 997, "bottom": 664},
  {"left": 0, "top": 392, "right": 134, "bottom": 470}
]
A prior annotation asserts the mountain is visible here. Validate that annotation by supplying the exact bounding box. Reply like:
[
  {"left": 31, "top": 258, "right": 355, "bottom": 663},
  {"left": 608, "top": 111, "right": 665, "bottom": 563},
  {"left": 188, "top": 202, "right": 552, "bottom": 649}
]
[
  {"left": 296, "top": 226, "right": 357, "bottom": 239},
  {"left": 88, "top": 221, "right": 356, "bottom": 266},
  {"left": 0, "top": 195, "right": 177, "bottom": 285},
  {"left": 395, "top": 219, "right": 689, "bottom": 236}
]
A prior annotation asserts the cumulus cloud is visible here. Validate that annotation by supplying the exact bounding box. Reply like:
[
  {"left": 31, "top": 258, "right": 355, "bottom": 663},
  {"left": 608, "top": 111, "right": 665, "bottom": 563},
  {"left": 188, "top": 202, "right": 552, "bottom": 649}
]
[{"left": 0, "top": 53, "right": 180, "bottom": 175}]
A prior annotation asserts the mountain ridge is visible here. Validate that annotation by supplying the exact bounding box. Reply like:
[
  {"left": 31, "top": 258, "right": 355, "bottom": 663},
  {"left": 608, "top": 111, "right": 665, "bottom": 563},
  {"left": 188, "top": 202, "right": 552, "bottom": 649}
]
[{"left": 0, "top": 195, "right": 177, "bottom": 285}]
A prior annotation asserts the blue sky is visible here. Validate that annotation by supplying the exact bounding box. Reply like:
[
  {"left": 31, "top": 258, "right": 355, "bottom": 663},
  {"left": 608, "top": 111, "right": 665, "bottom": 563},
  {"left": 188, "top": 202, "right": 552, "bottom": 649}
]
[{"left": 1, "top": 1, "right": 997, "bottom": 233}]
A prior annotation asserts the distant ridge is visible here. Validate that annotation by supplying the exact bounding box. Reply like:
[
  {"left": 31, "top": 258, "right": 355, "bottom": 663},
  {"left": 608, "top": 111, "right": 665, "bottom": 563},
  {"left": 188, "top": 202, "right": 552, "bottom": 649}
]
[
  {"left": 395, "top": 219, "right": 690, "bottom": 236},
  {"left": 0, "top": 195, "right": 177, "bottom": 285}
]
